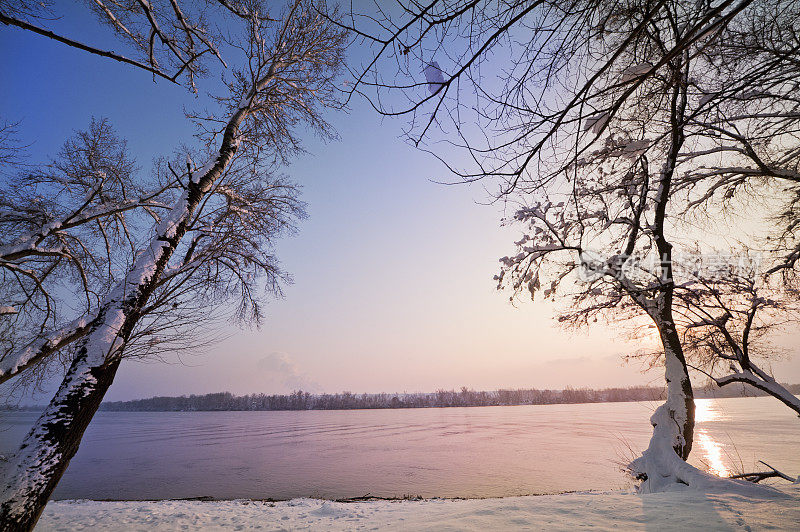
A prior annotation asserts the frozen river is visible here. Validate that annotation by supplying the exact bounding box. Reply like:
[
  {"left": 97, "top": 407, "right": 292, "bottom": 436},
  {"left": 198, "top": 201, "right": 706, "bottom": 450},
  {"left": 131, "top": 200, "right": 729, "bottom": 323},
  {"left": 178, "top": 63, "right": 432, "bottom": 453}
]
[{"left": 1, "top": 396, "right": 797, "bottom": 500}]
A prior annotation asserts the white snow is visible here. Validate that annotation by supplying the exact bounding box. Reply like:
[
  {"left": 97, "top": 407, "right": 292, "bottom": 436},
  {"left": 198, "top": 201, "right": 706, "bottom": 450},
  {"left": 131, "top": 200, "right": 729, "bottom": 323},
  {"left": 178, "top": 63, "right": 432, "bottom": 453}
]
[
  {"left": 37, "top": 487, "right": 800, "bottom": 531},
  {"left": 621, "top": 63, "right": 653, "bottom": 82},
  {"left": 584, "top": 113, "right": 610, "bottom": 135},
  {"left": 0, "top": 316, "right": 90, "bottom": 380}
]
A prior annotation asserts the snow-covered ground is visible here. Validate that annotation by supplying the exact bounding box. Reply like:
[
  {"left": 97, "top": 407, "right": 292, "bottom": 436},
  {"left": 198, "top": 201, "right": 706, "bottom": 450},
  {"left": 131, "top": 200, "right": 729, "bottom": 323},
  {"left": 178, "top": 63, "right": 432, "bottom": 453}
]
[{"left": 38, "top": 486, "right": 800, "bottom": 531}]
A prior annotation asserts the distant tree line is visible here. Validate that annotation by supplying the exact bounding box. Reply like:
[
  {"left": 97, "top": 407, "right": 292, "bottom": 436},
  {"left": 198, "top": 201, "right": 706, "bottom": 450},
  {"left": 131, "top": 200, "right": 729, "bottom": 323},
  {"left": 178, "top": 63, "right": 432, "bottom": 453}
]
[{"left": 0, "top": 383, "right": 771, "bottom": 412}]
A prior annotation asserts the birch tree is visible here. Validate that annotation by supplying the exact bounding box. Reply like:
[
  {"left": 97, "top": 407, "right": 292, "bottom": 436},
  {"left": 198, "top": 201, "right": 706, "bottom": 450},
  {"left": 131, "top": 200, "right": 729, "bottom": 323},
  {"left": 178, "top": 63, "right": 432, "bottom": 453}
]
[{"left": 0, "top": 1, "right": 346, "bottom": 529}]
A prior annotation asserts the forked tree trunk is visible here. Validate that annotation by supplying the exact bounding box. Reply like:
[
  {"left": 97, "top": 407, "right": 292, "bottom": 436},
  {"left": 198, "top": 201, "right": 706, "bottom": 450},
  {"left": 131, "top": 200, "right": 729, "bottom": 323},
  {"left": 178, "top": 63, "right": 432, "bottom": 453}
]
[
  {"left": 626, "top": 292, "right": 782, "bottom": 495},
  {"left": 628, "top": 302, "right": 771, "bottom": 495}
]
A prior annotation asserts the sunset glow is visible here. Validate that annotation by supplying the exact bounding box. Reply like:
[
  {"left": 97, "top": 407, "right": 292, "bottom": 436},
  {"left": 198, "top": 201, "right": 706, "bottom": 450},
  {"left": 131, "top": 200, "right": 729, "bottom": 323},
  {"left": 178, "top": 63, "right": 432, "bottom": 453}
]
[{"left": 2, "top": 1, "right": 800, "bottom": 529}]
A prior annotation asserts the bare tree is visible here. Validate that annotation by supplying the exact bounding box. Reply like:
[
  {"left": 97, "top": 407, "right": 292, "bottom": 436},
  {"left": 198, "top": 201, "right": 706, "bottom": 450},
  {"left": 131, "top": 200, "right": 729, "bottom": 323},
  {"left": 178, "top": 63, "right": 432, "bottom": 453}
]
[
  {"left": 0, "top": 1, "right": 346, "bottom": 528},
  {"left": 672, "top": 0, "right": 800, "bottom": 275},
  {"left": 0, "top": 118, "right": 169, "bottom": 390},
  {"left": 671, "top": 251, "right": 800, "bottom": 414},
  {"left": 0, "top": 0, "right": 257, "bottom": 89},
  {"left": 345, "top": 0, "right": 797, "bottom": 491}
]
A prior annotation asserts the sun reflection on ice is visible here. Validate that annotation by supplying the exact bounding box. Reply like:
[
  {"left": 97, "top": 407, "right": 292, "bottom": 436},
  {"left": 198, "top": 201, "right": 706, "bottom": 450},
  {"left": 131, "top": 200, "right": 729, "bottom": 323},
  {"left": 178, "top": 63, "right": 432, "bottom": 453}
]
[
  {"left": 697, "top": 430, "right": 730, "bottom": 477},
  {"left": 695, "top": 400, "right": 730, "bottom": 477},
  {"left": 695, "top": 399, "right": 721, "bottom": 423}
]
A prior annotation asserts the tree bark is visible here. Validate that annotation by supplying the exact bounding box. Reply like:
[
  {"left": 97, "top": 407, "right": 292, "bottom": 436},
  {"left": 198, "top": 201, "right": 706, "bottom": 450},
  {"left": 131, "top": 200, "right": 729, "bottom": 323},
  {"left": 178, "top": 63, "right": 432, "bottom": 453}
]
[
  {"left": 0, "top": 187, "right": 199, "bottom": 529},
  {"left": 656, "top": 315, "right": 695, "bottom": 460},
  {"left": 0, "top": 101, "right": 247, "bottom": 530},
  {"left": 0, "top": 345, "right": 121, "bottom": 531}
]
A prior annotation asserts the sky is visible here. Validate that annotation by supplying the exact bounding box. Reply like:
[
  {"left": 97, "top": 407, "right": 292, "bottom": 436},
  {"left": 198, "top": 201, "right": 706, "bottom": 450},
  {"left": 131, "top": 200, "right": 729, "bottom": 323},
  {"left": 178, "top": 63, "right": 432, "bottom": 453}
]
[{"left": 1, "top": 3, "right": 798, "bottom": 402}]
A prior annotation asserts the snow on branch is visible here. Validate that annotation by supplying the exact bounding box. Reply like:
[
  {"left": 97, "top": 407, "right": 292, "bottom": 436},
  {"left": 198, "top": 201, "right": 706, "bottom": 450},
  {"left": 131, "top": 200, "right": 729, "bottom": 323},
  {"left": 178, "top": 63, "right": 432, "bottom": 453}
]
[{"left": 0, "top": 314, "right": 98, "bottom": 385}]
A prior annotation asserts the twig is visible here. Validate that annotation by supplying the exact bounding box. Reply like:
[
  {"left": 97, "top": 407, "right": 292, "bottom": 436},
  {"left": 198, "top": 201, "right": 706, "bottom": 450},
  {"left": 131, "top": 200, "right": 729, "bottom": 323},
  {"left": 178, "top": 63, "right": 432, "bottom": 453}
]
[{"left": 0, "top": 13, "right": 177, "bottom": 84}]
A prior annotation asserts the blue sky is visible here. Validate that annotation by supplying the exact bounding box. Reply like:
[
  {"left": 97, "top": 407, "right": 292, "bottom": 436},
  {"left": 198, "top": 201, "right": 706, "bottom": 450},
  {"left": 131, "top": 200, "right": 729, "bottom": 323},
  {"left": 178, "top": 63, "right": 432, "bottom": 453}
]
[{"left": 1, "top": 3, "right": 798, "bottom": 401}]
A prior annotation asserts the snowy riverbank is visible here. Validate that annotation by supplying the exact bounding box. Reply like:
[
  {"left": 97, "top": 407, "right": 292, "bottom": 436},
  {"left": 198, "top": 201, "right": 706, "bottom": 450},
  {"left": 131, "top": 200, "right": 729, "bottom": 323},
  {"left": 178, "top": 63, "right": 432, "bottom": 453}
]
[{"left": 38, "top": 486, "right": 800, "bottom": 531}]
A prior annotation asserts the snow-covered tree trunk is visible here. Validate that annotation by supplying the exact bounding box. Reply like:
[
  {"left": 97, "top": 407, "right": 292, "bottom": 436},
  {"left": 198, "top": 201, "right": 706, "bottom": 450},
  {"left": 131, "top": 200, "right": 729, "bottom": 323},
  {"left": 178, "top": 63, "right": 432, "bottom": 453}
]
[
  {"left": 0, "top": 194, "right": 201, "bottom": 528},
  {"left": 0, "top": 3, "right": 345, "bottom": 527},
  {"left": 628, "top": 56, "right": 696, "bottom": 488},
  {"left": 0, "top": 105, "right": 246, "bottom": 531},
  {"left": 630, "top": 319, "right": 780, "bottom": 494},
  {"left": 656, "top": 317, "right": 695, "bottom": 461},
  {"left": 629, "top": 312, "right": 697, "bottom": 491},
  {"left": 0, "top": 337, "right": 122, "bottom": 530},
  {"left": 630, "top": 296, "right": 784, "bottom": 495}
]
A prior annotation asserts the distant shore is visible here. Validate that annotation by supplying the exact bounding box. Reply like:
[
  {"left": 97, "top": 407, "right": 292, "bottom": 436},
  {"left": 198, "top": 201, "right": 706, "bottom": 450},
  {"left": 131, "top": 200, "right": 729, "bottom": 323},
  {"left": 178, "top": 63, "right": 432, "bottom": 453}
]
[{"left": 6, "top": 383, "right": 797, "bottom": 413}]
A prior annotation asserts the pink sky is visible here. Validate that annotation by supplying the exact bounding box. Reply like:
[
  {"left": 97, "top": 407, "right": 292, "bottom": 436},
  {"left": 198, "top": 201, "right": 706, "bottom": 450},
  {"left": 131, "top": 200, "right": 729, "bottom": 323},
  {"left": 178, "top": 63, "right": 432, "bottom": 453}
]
[{"left": 2, "top": 5, "right": 797, "bottom": 403}]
